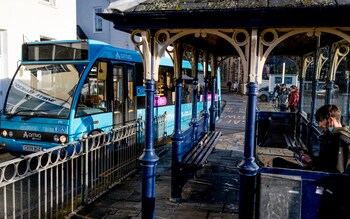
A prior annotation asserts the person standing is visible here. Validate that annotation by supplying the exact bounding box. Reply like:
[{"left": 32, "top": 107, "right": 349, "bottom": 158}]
[
  {"left": 233, "top": 81, "right": 238, "bottom": 93},
  {"left": 288, "top": 85, "right": 299, "bottom": 112},
  {"left": 227, "top": 81, "right": 232, "bottom": 92},
  {"left": 277, "top": 83, "right": 289, "bottom": 112}
]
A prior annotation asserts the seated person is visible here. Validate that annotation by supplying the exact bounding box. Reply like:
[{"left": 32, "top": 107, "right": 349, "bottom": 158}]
[{"left": 273, "top": 104, "right": 350, "bottom": 174}]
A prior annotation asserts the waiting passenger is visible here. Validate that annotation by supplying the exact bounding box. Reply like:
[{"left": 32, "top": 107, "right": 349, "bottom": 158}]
[
  {"left": 273, "top": 104, "right": 350, "bottom": 174},
  {"left": 301, "top": 104, "right": 350, "bottom": 173}
]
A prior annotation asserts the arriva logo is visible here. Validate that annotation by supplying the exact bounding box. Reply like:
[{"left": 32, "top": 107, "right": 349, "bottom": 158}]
[
  {"left": 23, "top": 131, "right": 42, "bottom": 140},
  {"left": 116, "top": 52, "right": 133, "bottom": 61}
]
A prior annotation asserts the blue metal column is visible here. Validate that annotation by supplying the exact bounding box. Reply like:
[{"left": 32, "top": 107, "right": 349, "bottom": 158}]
[
  {"left": 310, "top": 36, "right": 321, "bottom": 128},
  {"left": 297, "top": 77, "right": 305, "bottom": 137},
  {"left": 298, "top": 77, "right": 304, "bottom": 113},
  {"left": 325, "top": 80, "right": 334, "bottom": 104},
  {"left": 203, "top": 76, "right": 209, "bottom": 133},
  {"left": 238, "top": 82, "right": 259, "bottom": 219},
  {"left": 217, "top": 69, "right": 222, "bottom": 117},
  {"left": 139, "top": 79, "right": 159, "bottom": 219},
  {"left": 209, "top": 76, "right": 217, "bottom": 131},
  {"left": 310, "top": 79, "right": 319, "bottom": 125},
  {"left": 190, "top": 49, "right": 199, "bottom": 145},
  {"left": 202, "top": 53, "right": 210, "bottom": 133},
  {"left": 170, "top": 78, "right": 184, "bottom": 202},
  {"left": 190, "top": 79, "right": 199, "bottom": 145},
  {"left": 170, "top": 43, "right": 184, "bottom": 202}
]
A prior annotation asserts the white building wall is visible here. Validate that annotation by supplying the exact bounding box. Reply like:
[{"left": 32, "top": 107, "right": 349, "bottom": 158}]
[
  {"left": 0, "top": 0, "right": 76, "bottom": 109},
  {"left": 76, "top": 0, "right": 136, "bottom": 50}
]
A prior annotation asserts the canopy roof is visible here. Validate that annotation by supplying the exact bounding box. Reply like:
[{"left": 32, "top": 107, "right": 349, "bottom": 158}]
[
  {"left": 102, "top": 0, "right": 350, "bottom": 29},
  {"left": 100, "top": 0, "right": 350, "bottom": 57}
]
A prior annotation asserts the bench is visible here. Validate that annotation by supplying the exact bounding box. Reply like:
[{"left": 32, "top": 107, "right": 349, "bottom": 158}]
[
  {"left": 282, "top": 133, "right": 308, "bottom": 153},
  {"left": 181, "top": 131, "right": 222, "bottom": 171}
]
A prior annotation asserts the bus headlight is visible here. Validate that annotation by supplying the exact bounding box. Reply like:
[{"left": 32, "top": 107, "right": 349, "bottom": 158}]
[
  {"left": 59, "top": 135, "right": 67, "bottom": 144},
  {"left": 53, "top": 135, "right": 67, "bottom": 144},
  {"left": 8, "top": 131, "right": 13, "bottom": 138},
  {"left": 2, "top": 130, "right": 8, "bottom": 137},
  {"left": 53, "top": 135, "right": 60, "bottom": 142}
]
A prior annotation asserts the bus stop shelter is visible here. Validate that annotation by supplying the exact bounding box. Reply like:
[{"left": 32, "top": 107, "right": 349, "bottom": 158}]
[{"left": 99, "top": 1, "right": 350, "bottom": 218}]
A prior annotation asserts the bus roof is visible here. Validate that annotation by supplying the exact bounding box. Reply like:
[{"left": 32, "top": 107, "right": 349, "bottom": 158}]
[{"left": 21, "top": 39, "right": 143, "bottom": 64}]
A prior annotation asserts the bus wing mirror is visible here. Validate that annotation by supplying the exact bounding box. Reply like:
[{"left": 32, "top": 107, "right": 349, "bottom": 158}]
[{"left": 97, "top": 62, "right": 107, "bottom": 81}]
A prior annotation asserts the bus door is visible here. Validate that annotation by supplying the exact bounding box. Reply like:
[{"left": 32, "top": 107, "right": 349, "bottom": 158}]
[
  {"left": 74, "top": 60, "right": 112, "bottom": 137},
  {"left": 112, "top": 63, "right": 136, "bottom": 125}
]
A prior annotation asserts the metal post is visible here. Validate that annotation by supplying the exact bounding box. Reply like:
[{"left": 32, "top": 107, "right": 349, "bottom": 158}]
[
  {"left": 209, "top": 76, "right": 217, "bottom": 131},
  {"left": 190, "top": 78, "right": 199, "bottom": 145},
  {"left": 217, "top": 69, "right": 221, "bottom": 117},
  {"left": 297, "top": 77, "right": 305, "bottom": 137},
  {"left": 298, "top": 77, "right": 304, "bottom": 113},
  {"left": 310, "top": 79, "right": 319, "bottom": 125},
  {"left": 83, "top": 137, "right": 89, "bottom": 205},
  {"left": 139, "top": 79, "right": 159, "bottom": 219},
  {"left": 346, "top": 71, "right": 350, "bottom": 125},
  {"left": 170, "top": 78, "right": 184, "bottom": 202},
  {"left": 310, "top": 35, "right": 321, "bottom": 127},
  {"left": 203, "top": 77, "right": 209, "bottom": 133},
  {"left": 325, "top": 80, "right": 334, "bottom": 104},
  {"left": 203, "top": 53, "right": 210, "bottom": 133},
  {"left": 190, "top": 49, "right": 199, "bottom": 145},
  {"left": 238, "top": 82, "right": 259, "bottom": 219}
]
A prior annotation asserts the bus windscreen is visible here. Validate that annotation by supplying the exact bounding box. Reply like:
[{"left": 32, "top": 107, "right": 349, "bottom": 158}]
[{"left": 22, "top": 42, "right": 89, "bottom": 61}]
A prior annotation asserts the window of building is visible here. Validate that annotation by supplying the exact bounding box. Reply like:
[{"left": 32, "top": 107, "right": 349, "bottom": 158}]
[{"left": 94, "top": 7, "right": 103, "bottom": 33}]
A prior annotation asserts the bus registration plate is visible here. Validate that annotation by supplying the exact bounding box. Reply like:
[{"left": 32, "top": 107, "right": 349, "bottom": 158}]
[{"left": 23, "top": 145, "right": 42, "bottom": 152}]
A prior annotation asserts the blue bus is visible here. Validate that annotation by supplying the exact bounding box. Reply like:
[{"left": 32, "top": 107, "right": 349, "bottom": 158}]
[{"left": 0, "top": 39, "right": 220, "bottom": 154}]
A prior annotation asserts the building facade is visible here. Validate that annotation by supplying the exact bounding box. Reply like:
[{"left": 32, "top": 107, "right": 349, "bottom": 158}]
[
  {"left": 76, "top": 0, "right": 135, "bottom": 51},
  {"left": 0, "top": 0, "right": 76, "bottom": 108}
]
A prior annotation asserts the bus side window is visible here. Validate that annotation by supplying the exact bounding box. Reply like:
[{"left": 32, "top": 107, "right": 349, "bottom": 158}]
[
  {"left": 113, "top": 65, "right": 123, "bottom": 125},
  {"left": 76, "top": 62, "right": 107, "bottom": 116}
]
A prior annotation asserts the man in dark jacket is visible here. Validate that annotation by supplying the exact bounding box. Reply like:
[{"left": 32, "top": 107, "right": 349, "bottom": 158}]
[
  {"left": 302, "top": 104, "right": 350, "bottom": 173},
  {"left": 308, "top": 104, "right": 350, "bottom": 219}
]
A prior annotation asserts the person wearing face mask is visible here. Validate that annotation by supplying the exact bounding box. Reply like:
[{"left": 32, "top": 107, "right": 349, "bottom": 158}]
[
  {"left": 272, "top": 104, "right": 350, "bottom": 174},
  {"left": 307, "top": 104, "right": 350, "bottom": 219},
  {"left": 301, "top": 104, "right": 350, "bottom": 173}
]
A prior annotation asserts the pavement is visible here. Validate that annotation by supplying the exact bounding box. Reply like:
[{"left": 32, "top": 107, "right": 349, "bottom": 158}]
[{"left": 73, "top": 92, "right": 255, "bottom": 219}]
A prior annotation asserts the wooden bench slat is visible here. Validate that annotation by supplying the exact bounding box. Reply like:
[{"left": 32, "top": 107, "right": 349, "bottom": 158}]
[
  {"left": 283, "top": 133, "right": 307, "bottom": 153},
  {"left": 181, "top": 131, "right": 221, "bottom": 169},
  {"left": 182, "top": 132, "right": 212, "bottom": 164},
  {"left": 185, "top": 135, "right": 213, "bottom": 166},
  {"left": 191, "top": 131, "right": 221, "bottom": 165}
]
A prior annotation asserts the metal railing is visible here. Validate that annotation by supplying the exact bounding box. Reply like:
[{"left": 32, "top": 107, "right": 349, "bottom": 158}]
[{"left": 0, "top": 120, "right": 146, "bottom": 218}]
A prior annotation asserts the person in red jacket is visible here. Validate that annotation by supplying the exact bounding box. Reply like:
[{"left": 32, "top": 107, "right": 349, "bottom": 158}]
[{"left": 288, "top": 85, "right": 299, "bottom": 112}]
